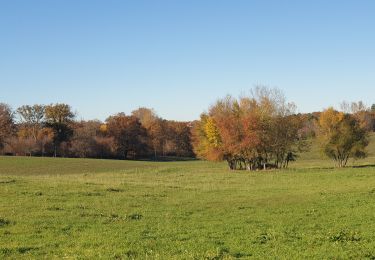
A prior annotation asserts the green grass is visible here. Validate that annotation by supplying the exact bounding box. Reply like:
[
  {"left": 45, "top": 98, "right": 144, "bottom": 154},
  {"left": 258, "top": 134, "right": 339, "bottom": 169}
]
[
  {"left": 293, "top": 133, "right": 375, "bottom": 168},
  {"left": 0, "top": 135, "right": 375, "bottom": 259}
]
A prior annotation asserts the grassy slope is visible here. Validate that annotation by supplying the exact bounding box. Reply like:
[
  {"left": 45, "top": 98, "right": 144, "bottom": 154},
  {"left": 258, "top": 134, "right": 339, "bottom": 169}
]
[
  {"left": 0, "top": 135, "right": 374, "bottom": 259},
  {"left": 291, "top": 133, "right": 375, "bottom": 168}
]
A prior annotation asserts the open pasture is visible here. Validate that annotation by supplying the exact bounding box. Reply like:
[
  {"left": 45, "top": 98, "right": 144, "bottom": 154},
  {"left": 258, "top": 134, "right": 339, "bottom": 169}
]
[{"left": 0, "top": 135, "right": 375, "bottom": 259}]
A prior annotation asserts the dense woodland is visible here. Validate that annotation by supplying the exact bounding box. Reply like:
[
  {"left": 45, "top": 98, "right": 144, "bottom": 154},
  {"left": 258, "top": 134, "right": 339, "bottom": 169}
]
[
  {"left": 0, "top": 87, "right": 374, "bottom": 169},
  {"left": 0, "top": 105, "right": 193, "bottom": 159}
]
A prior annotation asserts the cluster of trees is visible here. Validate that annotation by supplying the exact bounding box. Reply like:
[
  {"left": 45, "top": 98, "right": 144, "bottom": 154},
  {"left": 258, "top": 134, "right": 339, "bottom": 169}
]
[
  {"left": 0, "top": 104, "right": 193, "bottom": 159},
  {"left": 192, "top": 87, "right": 374, "bottom": 170},
  {"left": 340, "top": 101, "right": 375, "bottom": 132},
  {"left": 298, "top": 101, "right": 374, "bottom": 168},
  {"left": 1, "top": 90, "right": 374, "bottom": 169},
  {"left": 192, "top": 87, "right": 308, "bottom": 170}
]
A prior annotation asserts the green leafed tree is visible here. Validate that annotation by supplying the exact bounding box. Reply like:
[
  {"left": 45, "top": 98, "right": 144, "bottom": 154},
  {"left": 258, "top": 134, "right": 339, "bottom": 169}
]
[
  {"left": 317, "top": 108, "right": 369, "bottom": 167},
  {"left": 0, "top": 103, "right": 14, "bottom": 152}
]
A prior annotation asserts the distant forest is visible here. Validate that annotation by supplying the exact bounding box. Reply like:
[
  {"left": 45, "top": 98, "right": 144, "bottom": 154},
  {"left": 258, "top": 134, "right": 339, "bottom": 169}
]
[
  {"left": 0, "top": 105, "right": 194, "bottom": 159},
  {"left": 1, "top": 87, "right": 375, "bottom": 168}
]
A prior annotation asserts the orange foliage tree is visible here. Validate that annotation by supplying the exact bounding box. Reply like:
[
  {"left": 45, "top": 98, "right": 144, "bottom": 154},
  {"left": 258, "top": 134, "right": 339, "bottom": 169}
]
[
  {"left": 106, "top": 113, "right": 149, "bottom": 159},
  {"left": 193, "top": 87, "right": 307, "bottom": 170}
]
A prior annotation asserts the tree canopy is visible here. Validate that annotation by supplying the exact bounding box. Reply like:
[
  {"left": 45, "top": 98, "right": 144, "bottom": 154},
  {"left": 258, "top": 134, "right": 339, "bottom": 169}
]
[
  {"left": 317, "top": 108, "right": 369, "bottom": 167},
  {"left": 193, "top": 87, "right": 308, "bottom": 170}
]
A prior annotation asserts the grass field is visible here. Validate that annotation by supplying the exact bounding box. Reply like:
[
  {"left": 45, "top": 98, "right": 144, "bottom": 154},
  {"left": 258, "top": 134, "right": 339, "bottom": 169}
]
[{"left": 1, "top": 135, "right": 375, "bottom": 259}]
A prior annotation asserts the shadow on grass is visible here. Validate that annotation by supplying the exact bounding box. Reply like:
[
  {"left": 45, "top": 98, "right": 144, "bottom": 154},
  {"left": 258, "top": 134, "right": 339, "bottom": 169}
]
[
  {"left": 352, "top": 164, "right": 375, "bottom": 169},
  {"left": 136, "top": 156, "right": 198, "bottom": 162},
  {"left": 289, "top": 162, "right": 375, "bottom": 171}
]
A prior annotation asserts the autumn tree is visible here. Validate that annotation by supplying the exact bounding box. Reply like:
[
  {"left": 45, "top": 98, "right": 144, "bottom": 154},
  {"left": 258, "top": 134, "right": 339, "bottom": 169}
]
[
  {"left": 15, "top": 104, "right": 55, "bottom": 156},
  {"left": 45, "top": 103, "right": 75, "bottom": 157},
  {"left": 132, "top": 107, "right": 164, "bottom": 158},
  {"left": 0, "top": 103, "right": 14, "bottom": 152},
  {"left": 317, "top": 108, "right": 369, "bottom": 167},
  {"left": 131, "top": 107, "right": 158, "bottom": 128},
  {"left": 17, "top": 105, "right": 45, "bottom": 140},
  {"left": 192, "top": 114, "right": 224, "bottom": 162},
  {"left": 193, "top": 87, "right": 306, "bottom": 170},
  {"left": 106, "top": 113, "right": 148, "bottom": 159},
  {"left": 165, "top": 121, "right": 194, "bottom": 157},
  {"left": 69, "top": 120, "right": 102, "bottom": 158},
  {"left": 37, "top": 127, "right": 54, "bottom": 156},
  {"left": 193, "top": 99, "right": 245, "bottom": 169},
  {"left": 341, "top": 101, "right": 374, "bottom": 131},
  {"left": 212, "top": 96, "right": 249, "bottom": 169},
  {"left": 132, "top": 108, "right": 194, "bottom": 159},
  {"left": 5, "top": 136, "right": 37, "bottom": 156}
]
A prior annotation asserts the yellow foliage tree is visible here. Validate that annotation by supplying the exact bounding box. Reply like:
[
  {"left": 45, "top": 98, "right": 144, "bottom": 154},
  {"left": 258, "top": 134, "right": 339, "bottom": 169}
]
[
  {"left": 204, "top": 117, "right": 221, "bottom": 148},
  {"left": 317, "top": 108, "right": 369, "bottom": 167}
]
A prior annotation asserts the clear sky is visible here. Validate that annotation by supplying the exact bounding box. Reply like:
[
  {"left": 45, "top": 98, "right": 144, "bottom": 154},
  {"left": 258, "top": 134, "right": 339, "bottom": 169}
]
[{"left": 1, "top": 0, "right": 374, "bottom": 121}]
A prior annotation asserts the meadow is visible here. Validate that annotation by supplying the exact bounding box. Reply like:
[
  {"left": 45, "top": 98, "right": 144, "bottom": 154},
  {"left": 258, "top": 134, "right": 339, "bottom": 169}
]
[{"left": 0, "top": 135, "right": 375, "bottom": 259}]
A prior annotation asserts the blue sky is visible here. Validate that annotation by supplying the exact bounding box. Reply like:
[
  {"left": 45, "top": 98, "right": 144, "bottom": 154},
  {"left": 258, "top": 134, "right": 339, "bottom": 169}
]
[{"left": 1, "top": 0, "right": 374, "bottom": 121}]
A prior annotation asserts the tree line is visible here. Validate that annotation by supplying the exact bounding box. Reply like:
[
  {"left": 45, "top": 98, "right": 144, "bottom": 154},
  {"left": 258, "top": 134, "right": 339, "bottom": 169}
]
[
  {"left": 0, "top": 104, "right": 193, "bottom": 159},
  {"left": 1, "top": 87, "right": 374, "bottom": 169}
]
